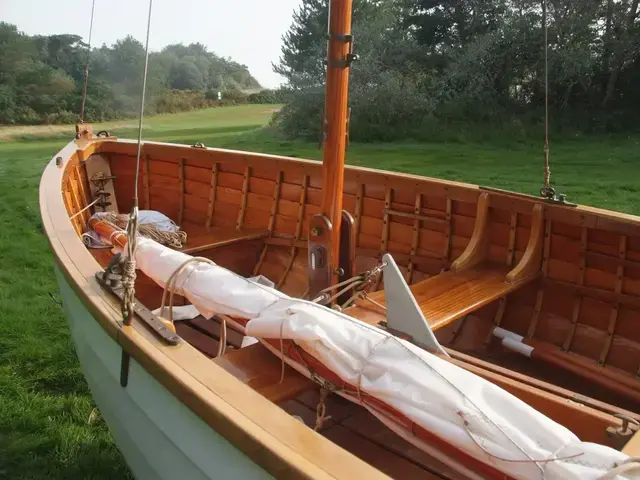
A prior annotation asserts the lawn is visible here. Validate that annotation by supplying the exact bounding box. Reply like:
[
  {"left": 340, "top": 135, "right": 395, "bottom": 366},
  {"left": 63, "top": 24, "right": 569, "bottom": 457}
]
[{"left": 0, "top": 105, "right": 639, "bottom": 479}]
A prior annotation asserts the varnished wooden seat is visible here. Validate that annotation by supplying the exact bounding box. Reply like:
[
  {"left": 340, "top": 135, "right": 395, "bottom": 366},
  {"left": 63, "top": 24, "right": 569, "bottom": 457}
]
[
  {"left": 214, "top": 343, "right": 313, "bottom": 403},
  {"left": 357, "top": 194, "right": 544, "bottom": 332},
  {"left": 365, "top": 264, "right": 530, "bottom": 330},
  {"left": 180, "top": 222, "right": 268, "bottom": 255}
]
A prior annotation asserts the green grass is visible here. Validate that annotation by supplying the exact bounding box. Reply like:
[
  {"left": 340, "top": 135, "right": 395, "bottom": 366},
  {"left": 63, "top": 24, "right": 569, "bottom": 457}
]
[{"left": 0, "top": 105, "right": 639, "bottom": 479}]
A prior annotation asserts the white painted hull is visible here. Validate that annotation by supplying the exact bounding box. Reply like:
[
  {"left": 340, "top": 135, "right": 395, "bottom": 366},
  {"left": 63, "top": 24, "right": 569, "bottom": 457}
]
[{"left": 54, "top": 266, "right": 272, "bottom": 480}]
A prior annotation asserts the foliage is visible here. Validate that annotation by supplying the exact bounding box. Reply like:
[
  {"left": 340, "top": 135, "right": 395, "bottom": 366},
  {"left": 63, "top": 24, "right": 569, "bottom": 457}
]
[
  {"left": 247, "top": 88, "right": 288, "bottom": 104},
  {"left": 273, "top": 0, "right": 640, "bottom": 141},
  {"left": 0, "top": 23, "right": 261, "bottom": 124}
]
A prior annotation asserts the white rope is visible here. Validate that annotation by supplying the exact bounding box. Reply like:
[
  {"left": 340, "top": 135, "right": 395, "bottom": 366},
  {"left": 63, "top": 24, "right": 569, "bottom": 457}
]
[
  {"left": 69, "top": 197, "right": 100, "bottom": 220},
  {"left": 159, "top": 257, "right": 228, "bottom": 357}
]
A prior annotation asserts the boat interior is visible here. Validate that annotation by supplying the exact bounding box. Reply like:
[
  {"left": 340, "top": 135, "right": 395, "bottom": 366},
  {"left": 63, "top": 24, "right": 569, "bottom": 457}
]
[{"left": 61, "top": 137, "right": 640, "bottom": 478}]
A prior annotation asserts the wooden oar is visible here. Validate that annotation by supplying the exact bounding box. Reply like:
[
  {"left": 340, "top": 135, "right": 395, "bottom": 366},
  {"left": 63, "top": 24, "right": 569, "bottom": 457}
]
[{"left": 493, "top": 327, "right": 640, "bottom": 403}]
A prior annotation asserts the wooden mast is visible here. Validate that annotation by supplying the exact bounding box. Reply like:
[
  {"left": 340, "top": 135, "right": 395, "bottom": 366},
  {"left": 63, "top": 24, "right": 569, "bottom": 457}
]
[{"left": 308, "top": 0, "right": 355, "bottom": 298}]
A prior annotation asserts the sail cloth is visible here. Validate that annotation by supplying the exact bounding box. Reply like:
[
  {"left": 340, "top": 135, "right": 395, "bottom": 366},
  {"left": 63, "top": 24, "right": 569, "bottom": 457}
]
[{"left": 132, "top": 237, "right": 634, "bottom": 480}]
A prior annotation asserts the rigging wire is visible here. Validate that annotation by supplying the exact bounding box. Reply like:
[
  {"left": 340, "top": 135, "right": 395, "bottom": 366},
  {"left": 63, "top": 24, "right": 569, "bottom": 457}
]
[
  {"left": 122, "top": 0, "right": 154, "bottom": 326},
  {"left": 540, "top": 0, "right": 554, "bottom": 199},
  {"left": 134, "top": 0, "right": 154, "bottom": 208},
  {"left": 79, "top": 0, "right": 97, "bottom": 123}
]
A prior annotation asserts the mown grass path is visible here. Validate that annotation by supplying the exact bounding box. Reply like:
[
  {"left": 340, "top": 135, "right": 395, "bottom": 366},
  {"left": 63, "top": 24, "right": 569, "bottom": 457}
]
[{"left": 0, "top": 106, "right": 638, "bottom": 478}]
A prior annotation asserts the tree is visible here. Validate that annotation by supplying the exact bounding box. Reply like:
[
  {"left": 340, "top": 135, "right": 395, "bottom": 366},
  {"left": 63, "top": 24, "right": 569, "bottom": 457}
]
[
  {"left": 274, "top": 0, "right": 640, "bottom": 140},
  {"left": 0, "top": 24, "right": 262, "bottom": 124},
  {"left": 170, "top": 60, "right": 205, "bottom": 90}
]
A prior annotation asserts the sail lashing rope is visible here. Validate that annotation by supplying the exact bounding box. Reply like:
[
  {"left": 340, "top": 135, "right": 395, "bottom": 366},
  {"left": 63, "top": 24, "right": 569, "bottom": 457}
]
[{"left": 121, "top": 0, "right": 154, "bottom": 327}]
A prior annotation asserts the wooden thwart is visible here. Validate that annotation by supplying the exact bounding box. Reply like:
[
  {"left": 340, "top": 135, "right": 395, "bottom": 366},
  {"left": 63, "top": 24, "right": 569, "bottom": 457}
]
[
  {"left": 365, "top": 264, "right": 528, "bottom": 330},
  {"left": 361, "top": 193, "right": 543, "bottom": 330},
  {"left": 180, "top": 222, "right": 268, "bottom": 255}
]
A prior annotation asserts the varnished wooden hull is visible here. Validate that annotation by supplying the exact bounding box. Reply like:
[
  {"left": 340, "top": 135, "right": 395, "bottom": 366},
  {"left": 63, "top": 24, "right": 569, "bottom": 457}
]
[{"left": 42, "top": 136, "right": 640, "bottom": 479}]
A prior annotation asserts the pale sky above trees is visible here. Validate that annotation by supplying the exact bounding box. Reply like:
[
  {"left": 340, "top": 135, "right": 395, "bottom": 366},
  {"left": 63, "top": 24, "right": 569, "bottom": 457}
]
[{"left": 2, "top": 0, "right": 303, "bottom": 88}]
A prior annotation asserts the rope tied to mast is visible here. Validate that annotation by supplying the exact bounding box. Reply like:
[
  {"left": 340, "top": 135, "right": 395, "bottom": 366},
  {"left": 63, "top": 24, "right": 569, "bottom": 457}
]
[{"left": 121, "top": 0, "right": 154, "bottom": 326}]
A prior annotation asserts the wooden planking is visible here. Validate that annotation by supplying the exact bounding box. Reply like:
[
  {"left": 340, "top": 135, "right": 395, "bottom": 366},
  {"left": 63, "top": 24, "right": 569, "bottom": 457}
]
[
  {"left": 148, "top": 158, "right": 179, "bottom": 178},
  {"left": 380, "top": 187, "right": 392, "bottom": 253},
  {"left": 507, "top": 212, "right": 517, "bottom": 266},
  {"left": 340, "top": 410, "right": 465, "bottom": 480},
  {"left": 278, "top": 249, "right": 300, "bottom": 290},
  {"left": 407, "top": 193, "right": 422, "bottom": 283},
  {"left": 484, "top": 297, "right": 507, "bottom": 344},
  {"left": 175, "top": 322, "right": 221, "bottom": 358},
  {"left": 253, "top": 243, "right": 269, "bottom": 276},
  {"left": 374, "top": 187, "right": 392, "bottom": 290},
  {"left": 278, "top": 177, "right": 307, "bottom": 289},
  {"left": 179, "top": 223, "right": 268, "bottom": 255},
  {"left": 178, "top": 158, "right": 186, "bottom": 225},
  {"left": 600, "top": 235, "right": 627, "bottom": 365},
  {"left": 68, "top": 170, "right": 87, "bottom": 231},
  {"left": 544, "top": 277, "right": 640, "bottom": 311},
  {"left": 268, "top": 172, "right": 283, "bottom": 233},
  {"left": 74, "top": 165, "right": 91, "bottom": 224},
  {"left": 213, "top": 344, "right": 313, "bottom": 403},
  {"left": 323, "top": 426, "right": 441, "bottom": 480},
  {"left": 106, "top": 143, "right": 640, "bottom": 380},
  {"left": 205, "top": 163, "right": 219, "bottom": 229},
  {"left": 526, "top": 218, "right": 551, "bottom": 339},
  {"left": 526, "top": 290, "right": 545, "bottom": 339},
  {"left": 563, "top": 226, "right": 588, "bottom": 351},
  {"left": 63, "top": 184, "right": 82, "bottom": 236},
  {"left": 187, "top": 316, "right": 244, "bottom": 349},
  {"left": 443, "top": 197, "right": 452, "bottom": 266},
  {"left": 143, "top": 154, "right": 150, "bottom": 209},
  {"left": 236, "top": 166, "right": 251, "bottom": 230},
  {"left": 353, "top": 184, "right": 364, "bottom": 247}
]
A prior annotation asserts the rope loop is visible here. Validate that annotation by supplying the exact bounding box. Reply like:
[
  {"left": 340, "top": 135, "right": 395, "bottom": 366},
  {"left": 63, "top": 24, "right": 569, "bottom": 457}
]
[{"left": 160, "top": 257, "right": 228, "bottom": 358}]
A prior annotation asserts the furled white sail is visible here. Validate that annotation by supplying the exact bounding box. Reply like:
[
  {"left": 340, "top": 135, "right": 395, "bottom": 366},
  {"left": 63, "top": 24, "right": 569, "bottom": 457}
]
[{"left": 133, "top": 237, "right": 635, "bottom": 480}]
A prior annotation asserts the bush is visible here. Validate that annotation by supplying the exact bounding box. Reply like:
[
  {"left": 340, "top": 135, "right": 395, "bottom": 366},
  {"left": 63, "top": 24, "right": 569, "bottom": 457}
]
[
  {"left": 15, "top": 106, "right": 41, "bottom": 125},
  {"left": 220, "top": 89, "right": 248, "bottom": 104},
  {"left": 44, "top": 110, "right": 78, "bottom": 125},
  {"left": 271, "top": 88, "right": 324, "bottom": 140},
  {"left": 247, "top": 89, "right": 287, "bottom": 104},
  {"left": 155, "top": 90, "right": 213, "bottom": 114}
]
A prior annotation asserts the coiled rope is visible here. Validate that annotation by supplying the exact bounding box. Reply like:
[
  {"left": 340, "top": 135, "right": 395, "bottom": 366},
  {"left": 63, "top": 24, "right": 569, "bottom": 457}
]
[{"left": 100, "top": 213, "right": 187, "bottom": 249}]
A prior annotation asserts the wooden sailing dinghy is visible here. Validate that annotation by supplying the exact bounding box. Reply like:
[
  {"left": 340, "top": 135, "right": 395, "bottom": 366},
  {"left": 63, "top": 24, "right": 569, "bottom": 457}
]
[{"left": 40, "top": 0, "right": 640, "bottom": 478}]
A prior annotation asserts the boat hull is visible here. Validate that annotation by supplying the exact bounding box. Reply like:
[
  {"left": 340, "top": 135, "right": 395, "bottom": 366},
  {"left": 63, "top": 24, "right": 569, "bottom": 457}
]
[{"left": 54, "top": 265, "right": 272, "bottom": 480}]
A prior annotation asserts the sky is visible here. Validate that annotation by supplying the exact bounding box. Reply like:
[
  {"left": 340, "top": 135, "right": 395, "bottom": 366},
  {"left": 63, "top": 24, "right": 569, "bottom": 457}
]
[{"left": 2, "top": 0, "right": 303, "bottom": 88}]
